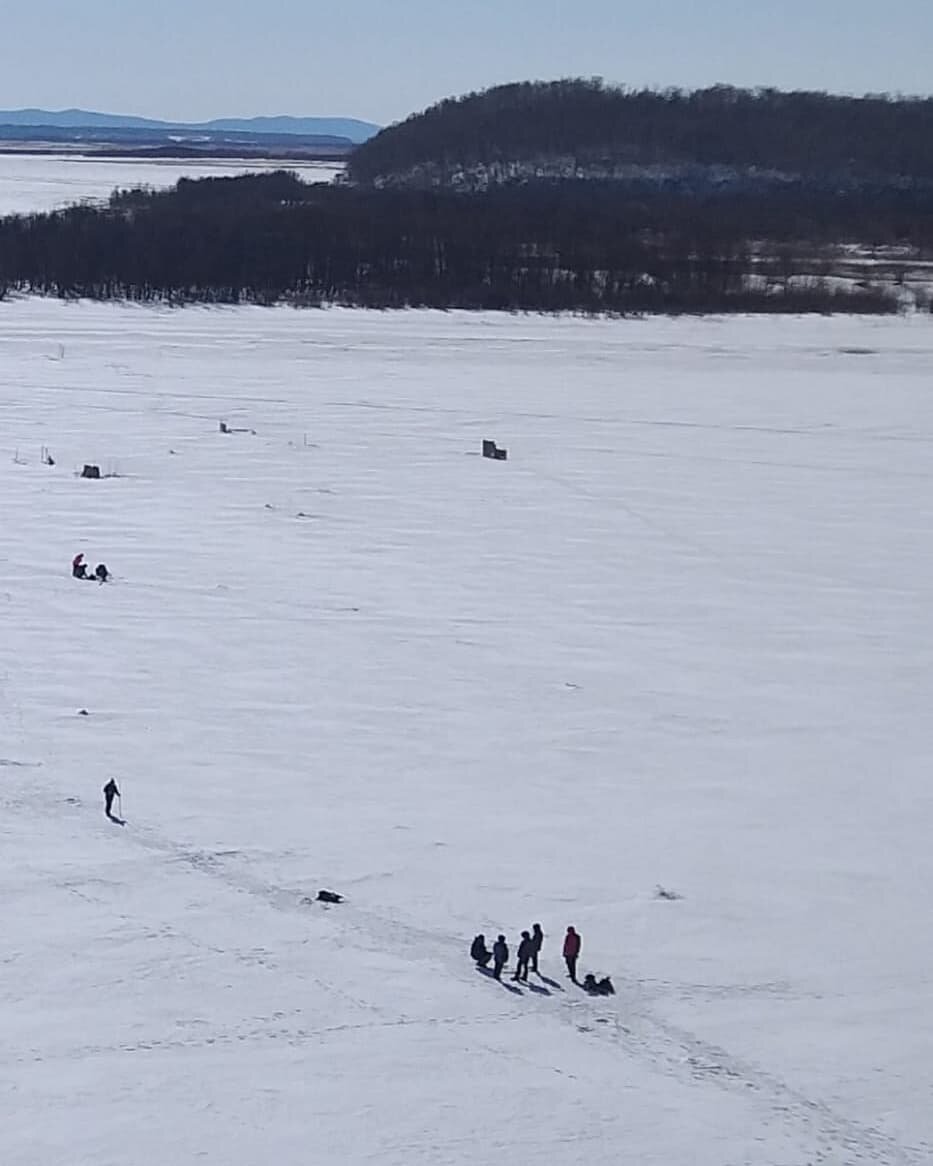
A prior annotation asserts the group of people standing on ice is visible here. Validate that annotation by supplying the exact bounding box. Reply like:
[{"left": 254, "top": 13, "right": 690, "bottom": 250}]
[{"left": 470, "top": 924, "right": 614, "bottom": 995}]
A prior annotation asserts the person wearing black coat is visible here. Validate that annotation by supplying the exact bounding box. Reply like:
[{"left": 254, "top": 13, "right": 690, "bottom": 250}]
[
  {"left": 470, "top": 934, "right": 492, "bottom": 968},
  {"left": 103, "top": 778, "right": 120, "bottom": 821},
  {"left": 512, "top": 930, "right": 533, "bottom": 982},
  {"left": 492, "top": 935, "right": 509, "bottom": 980},
  {"left": 530, "top": 923, "right": 544, "bottom": 974}
]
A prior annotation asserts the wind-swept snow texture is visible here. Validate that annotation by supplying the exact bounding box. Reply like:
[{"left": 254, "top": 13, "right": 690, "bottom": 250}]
[{"left": 2, "top": 301, "right": 932, "bottom": 1165}]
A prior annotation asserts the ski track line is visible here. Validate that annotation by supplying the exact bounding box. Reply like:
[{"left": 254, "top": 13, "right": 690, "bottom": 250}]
[
  {"left": 583, "top": 1003, "right": 926, "bottom": 1166},
  {"left": 2, "top": 1012, "right": 522, "bottom": 1069},
  {"left": 5, "top": 785, "right": 925, "bottom": 1165},
  {"left": 97, "top": 814, "right": 929, "bottom": 1166},
  {"left": 328, "top": 396, "right": 933, "bottom": 448},
  {"left": 525, "top": 463, "right": 928, "bottom": 602},
  {"left": 21, "top": 380, "right": 291, "bottom": 408}
]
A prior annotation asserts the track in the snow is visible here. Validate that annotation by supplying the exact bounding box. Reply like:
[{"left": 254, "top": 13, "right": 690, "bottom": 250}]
[{"left": 34, "top": 795, "right": 925, "bottom": 1166}]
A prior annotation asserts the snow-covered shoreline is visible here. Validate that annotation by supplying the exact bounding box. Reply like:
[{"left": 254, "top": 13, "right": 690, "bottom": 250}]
[{"left": 0, "top": 153, "right": 343, "bottom": 217}]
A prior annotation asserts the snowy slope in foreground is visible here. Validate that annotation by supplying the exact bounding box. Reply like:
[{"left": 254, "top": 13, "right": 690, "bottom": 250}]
[
  {"left": 2, "top": 302, "right": 932, "bottom": 1165},
  {"left": 0, "top": 155, "right": 342, "bottom": 216}
]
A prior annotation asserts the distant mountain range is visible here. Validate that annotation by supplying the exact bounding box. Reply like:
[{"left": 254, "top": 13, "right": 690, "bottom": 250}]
[{"left": 0, "top": 108, "right": 381, "bottom": 144}]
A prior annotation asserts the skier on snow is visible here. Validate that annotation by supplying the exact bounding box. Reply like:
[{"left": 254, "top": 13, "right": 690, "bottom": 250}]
[
  {"left": 72, "top": 553, "right": 88, "bottom": 580},
  {"left": 103, "top": 778, "right": 121, "bottom": 822}
]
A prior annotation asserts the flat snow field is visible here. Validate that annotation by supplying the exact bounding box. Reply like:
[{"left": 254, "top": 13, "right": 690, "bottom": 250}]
[
  {"left": 0, "top": 154, "right": 343, "bottom": 216},
  {"left": 2, "top": 299, "right": 932, "bottom": 1166}
]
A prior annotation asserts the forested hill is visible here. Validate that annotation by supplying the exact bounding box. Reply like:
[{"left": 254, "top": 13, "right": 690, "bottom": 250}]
[
  {"left": 347, "top": 80, "right": 933, "bottom": 187},
  {"left": 0, "top": 171, "right": 921, "bottom": 315}
]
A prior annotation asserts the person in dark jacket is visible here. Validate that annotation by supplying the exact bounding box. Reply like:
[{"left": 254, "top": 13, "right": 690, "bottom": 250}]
[
  {"left": 72, "top": 553, "right": 88, "bottom": 580},
  {"left": 513, "top": 930, "right": 533, "bottom": 982},
  {"left": 492, "top": 935, "right": 509, "bottom": 980},
  {"left": 530, "top": 923, "right": 544, "bottom": 974},
  {"left": 470, "top": 934, "right": 491, "bottom": 968},
  {"left": 563, "top": 926, "right": 581, "bottom": 982},
  {"left": 103, "top": 778, "right": 121, "bottom": 821},
  {"left": 94, "top": 563, "right": 110, "bottom": 583}
]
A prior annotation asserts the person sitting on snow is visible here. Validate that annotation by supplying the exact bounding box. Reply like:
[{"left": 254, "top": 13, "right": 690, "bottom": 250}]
[
  {"left": 72, "top": 553, "right": 88, "bottom": 580},
  {"left": 470, "top": 934, "right": 492, "bottom": 968},
  {"left": 94, "top": 563, "right": 110, "bottom": 583},
  {"left": 583, "top": 973, "right": 616, "bottom": 997}
]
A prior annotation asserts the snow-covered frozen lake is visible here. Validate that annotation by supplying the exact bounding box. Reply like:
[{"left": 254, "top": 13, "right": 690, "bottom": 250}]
[
  {"left": 2, "top": 300, "right": 932, "bottom": 1165},
  {"left": 0, "top": 153, "right": 343, "bottom": 216}
]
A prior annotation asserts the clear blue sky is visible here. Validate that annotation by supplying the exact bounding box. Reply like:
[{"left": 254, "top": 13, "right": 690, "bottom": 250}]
[{"left": 2, "top": 0, "right": 932, "bottom": 126}]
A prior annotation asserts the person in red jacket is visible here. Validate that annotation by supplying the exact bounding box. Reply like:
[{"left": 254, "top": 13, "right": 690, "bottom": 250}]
[
  {"left": 563, "top": 926, "right": 581, "bottom": 982},
  {"left": 72, "top": 552, "right": 88, "bottom": 580}
]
